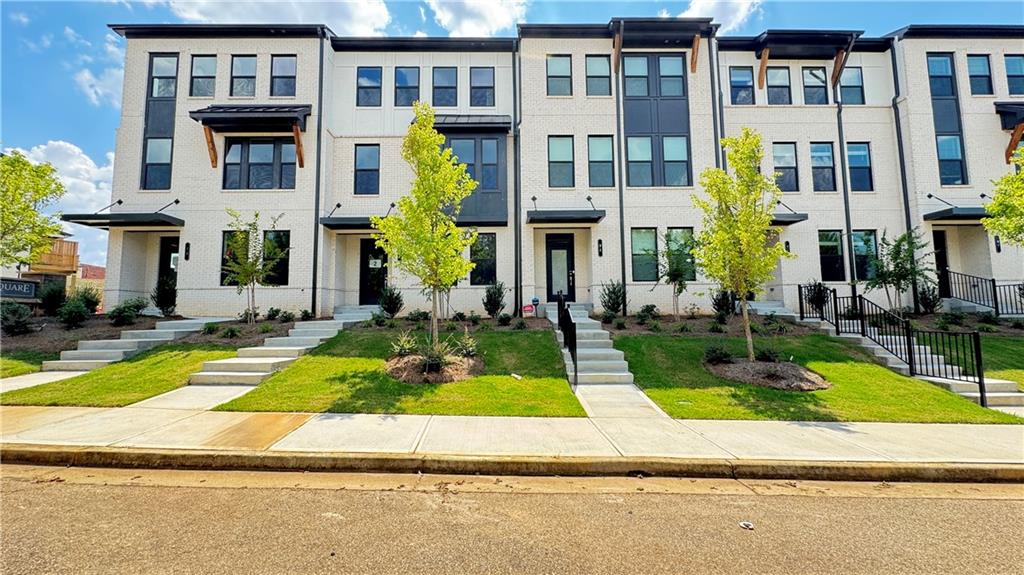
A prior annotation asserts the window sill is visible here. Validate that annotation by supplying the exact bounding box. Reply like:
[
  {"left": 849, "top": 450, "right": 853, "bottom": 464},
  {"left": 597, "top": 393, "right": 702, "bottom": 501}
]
[
  {"left": 268, "top": 95, "right": 297, "bottom": 99},
  {"left": 222, "top": 188, "right": 295, "bottom": 192},
  {"left": 585, "top": 95, "right": 614, "bottom": 99},
  {"left": 813, "top": 190, "right": 840, "bottom": 194},
  {"left": 969, "top": 94, "right": 998, "bottom": 98},
  {"left": 187, "top": 96, "right": 215, "bottom": 100},
  {"left": 352, "top": 194, "right": 381, "bottom": 197},
  {"left": 939, "top": 184, "right": 973, "bottom": 189},
  {"left": 227, "top": 95, "right": 257, "bottom": 100},
  {"left": 546, "top": 95, "right": 575, "bottom": 99}
]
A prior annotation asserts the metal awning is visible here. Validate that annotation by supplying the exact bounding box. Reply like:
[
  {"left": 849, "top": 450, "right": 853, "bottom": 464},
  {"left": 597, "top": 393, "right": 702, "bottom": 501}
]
[
  {"left": 62, "top": 213, "right": 184, "bottom": 229},
  {"left": 320, "top": 216, "right": 373, "bottom": 230},
  {"left": 431, "top": 114, "right": 512, "bottom": 133},
  {"left": 457, "top": 215, "right": 508, "bottom": 227},
  {"left": 189, "top": 104, "right": 312, "bottom": 132},
  {"left": 994, "top": 101, "right": 1024, "bottom": 130},
  {"left": 527, "top": 209, "right": 606, "bottom": 224},
  {"left": 770, "top": 212, "right": 809, "bottom": 226},
  {"left": 923, "top": 207, "right": 988, "bottom": 221}
]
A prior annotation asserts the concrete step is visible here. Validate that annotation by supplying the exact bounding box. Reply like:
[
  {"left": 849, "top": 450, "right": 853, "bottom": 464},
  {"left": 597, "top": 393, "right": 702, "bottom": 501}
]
[
  {"left": 236, "top": 346, "right": 312, "bottom": 358},
  {"left": 41, "top": 359, "right": 114, "bottom": 372},
  {"left": 565, "top": 348, "right": 625, "bottom": 361},
  {"left": 565, "top": 371, "right": 635, "bottom": 384},
  {"left": 288, "top": 328, "right": 340, "bottom": 339},
  {"left": 120, "top": 329, "right": 191, "bottom": 341},
  {"left": 154, "top": 317, "right": 232, "bottom": 331},
  {"left": 575, "top": 339, "right": 615, "bottom": 349},
  {"left": 264, "top": 336, "right": 325, "bottom": 348},
  {"left": 189, "top": 371, "right": 273, "bottom": 385},
  {"left": 557, "top": 329, "right": 609, "bottom": 342},
  {"left": 78, "top": 339, "right": 159, "bottom": 351},
  {"left": 568, "top": 360, "right": 630, "bottom": 373},
  {"left": 59, "top": 349, "right": 133, "bottom": 361},
  {"left": 919, "top": 377, "right": 1019, "bottom": 394},
  {"left": 293, "top": 320, "right": 350, "bottom": 330},
  {"left": 201, "top": 357, "right": 297, "bottom": 373},
  {"left": 960, "top": 392, "right": 1024, "bottom": 407}
]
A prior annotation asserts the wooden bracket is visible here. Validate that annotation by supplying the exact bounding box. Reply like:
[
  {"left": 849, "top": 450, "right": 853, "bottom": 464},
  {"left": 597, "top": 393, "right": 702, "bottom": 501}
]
[
  {"left": 690, "top": 33, "right": 701, "bottom": 73},
  {"left": 203, "top": 125, "right": 217, "bottom": 168},
  {"left": 292, "top": 123, "right": 305, "bottom": 168},
  {"left": 757, "top": 48, "right": 770, "bottom": 89},
  {"left": 612, "top": 31, "right": 622, "bottom": 75},
  {"left": 831, "top": 49, "right": 846, "bottom": 86},
  {"left": 1007, "top": 123, "right": 1024, "bottom": 164}
]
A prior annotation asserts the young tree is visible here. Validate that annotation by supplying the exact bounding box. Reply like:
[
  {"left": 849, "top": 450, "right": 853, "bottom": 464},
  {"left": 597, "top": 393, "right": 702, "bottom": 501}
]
[
  {"left": 221, "top": 209, "right": 287, "bottom": 324},
  {"left": 692, "top": 128, "right": 791, "bottom": 361},
  {"left": 651, "top": 230, "right": 697, "bottom": 320},
  {"left": 371, "top": 102, "right": 478, "bottom": 345},
  {"left": 864, "top": 228, "right": 933, "bottom": 314},
  {"left": 0, "top": 151, "right": 66, "bottom": 267},
  {"left": 983, "top": 149, "right": 1024, "bottom": 245}
]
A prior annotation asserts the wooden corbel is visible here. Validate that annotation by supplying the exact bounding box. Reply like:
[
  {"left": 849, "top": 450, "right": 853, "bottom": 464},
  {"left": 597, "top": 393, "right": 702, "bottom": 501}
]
[
  {"left": 1007, "top": 123, "right": 1024, "bottom": 164},
  {"left": 203, "top": 126, "right": 217, "bottom": 168},
  {"left": 690, "top": 33, "right": 701, "bottom": 73},
  {"left": 292, "top": 123, "right": 305, "bottom": 168},
  {"left": 831, "top": 49, "right": 846, "bottom": 86},
  {"left": 757, "top": 48, "right": 770, "bottom": 89}
]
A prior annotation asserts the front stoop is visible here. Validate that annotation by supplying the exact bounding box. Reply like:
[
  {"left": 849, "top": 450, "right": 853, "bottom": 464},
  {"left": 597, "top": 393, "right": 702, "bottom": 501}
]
[{"left": 41, "top": 317, "right": 233, "bottom": 372}]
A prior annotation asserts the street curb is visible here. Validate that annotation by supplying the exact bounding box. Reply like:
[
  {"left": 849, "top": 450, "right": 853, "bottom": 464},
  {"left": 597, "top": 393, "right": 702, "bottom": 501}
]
[{"left": 3, "top": 444, "right": 1023, "bottom": 483}]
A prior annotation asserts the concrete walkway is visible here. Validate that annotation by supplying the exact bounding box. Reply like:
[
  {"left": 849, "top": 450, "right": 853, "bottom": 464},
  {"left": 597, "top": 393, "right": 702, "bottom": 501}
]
[{"left": 0, "top": 371, "right": 85, "bottom": 393}]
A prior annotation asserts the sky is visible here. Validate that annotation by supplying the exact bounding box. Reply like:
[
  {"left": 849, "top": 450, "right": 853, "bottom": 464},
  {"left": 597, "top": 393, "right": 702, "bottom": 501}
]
[{"left": 2, "top": 0, "right": 1020, "bottom": 266}]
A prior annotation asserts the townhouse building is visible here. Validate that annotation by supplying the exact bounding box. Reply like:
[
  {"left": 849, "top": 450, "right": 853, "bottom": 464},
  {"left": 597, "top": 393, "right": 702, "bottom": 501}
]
[{"left": 63, "top": 20, "right": 1024, "bottom": 319}]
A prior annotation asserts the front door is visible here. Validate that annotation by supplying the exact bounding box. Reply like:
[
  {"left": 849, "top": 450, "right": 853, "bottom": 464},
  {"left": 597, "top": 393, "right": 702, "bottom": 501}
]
[
  {"left": 545, "top": 234, "right": 576, "bottom": 302},
  {"left": 359, "top": 238, "right": 387, "bottom": 306},
  {"left": 158, "top": 237, "right": 180, "bottom": 283},
  {"left": 933, "top": 230, "right": 950, "bottom": 297}
]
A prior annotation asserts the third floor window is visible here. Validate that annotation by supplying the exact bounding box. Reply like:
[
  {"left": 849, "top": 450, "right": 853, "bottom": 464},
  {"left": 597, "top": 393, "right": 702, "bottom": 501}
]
[
  {"left": 967, "top": 55, "right": 993, "bottom": 95},
  {"left": 547, "top": 55, "right": 572, "bottom": 96},
  {"left": 586, "top": 55, "right": 611, "bottom": 96},
  {"left": 1006, "top": 55, "right": 1024, "bottom": 95},
  {"left": 150, "top": 55, "right": 178, "bottom": 98},
  {"left": 729, "top": 67, "right": 753, "bottom": 105},
  {"left": 766, "top": 67, "right": 791, "bottom": 105},
  {"left": 840, "top": 67, "right": 864, "bottom": 104},
  {"left": 395, "top": 67, "right": 420, "bottom": 107},
  {"left": 357, "top": 67, "right": 382, "bottom": 107},
  {"left": 803, "top": 67, "right": 828, "bottom": 105},
  {"left": 231, "top": 55, "right": 256, "bottom": 97},
  {"left": 433, "top": 67, "right": 457, "bottom": 106},
  {"left": 470, "top": 67, "right": 495, "bottom": 106},
  {"left": 190, "top": 55, "right": 216, "bottom": 97},
  {"left": 270, "top": 55, "right": 297, "bottom": 97}
]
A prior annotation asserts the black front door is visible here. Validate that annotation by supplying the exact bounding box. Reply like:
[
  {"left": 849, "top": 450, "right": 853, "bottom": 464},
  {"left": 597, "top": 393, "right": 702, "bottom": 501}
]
[
  {"left": 545, "top": 234, "right": 576, "bottom": 302},
  {"left": 158, "top": 237, "right": 180, "bottom": 283},
  {"left": 359, "top": 238, "right": 387, "bottom": 306},
  {"left": 933, "top": 230, "right": 950, "bottom": 297}
]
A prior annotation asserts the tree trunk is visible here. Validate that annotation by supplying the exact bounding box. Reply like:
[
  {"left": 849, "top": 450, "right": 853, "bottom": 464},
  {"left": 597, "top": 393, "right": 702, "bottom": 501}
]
[
  {"left": 430, "top": 288, "right": 439, "bottom": 347},
  {"left": 741, "top": 298, "right": 754, "bottom": 362},
  {"left": 673, "top": 291, "right": 680, "bottom": 321}
]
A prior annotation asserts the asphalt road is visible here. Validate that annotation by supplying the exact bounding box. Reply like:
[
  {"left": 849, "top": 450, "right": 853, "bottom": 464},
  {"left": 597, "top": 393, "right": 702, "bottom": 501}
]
[{"left": 2, "top": 465, "right": 1022, "bottom": 574}]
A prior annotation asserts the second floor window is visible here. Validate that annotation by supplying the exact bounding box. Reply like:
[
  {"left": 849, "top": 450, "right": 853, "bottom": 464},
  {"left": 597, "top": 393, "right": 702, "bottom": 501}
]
[
  {"left": 625, "top": 56, "right": 649, "bottom": 97},
  {"left": 451, "top": 139, "right": 476, "bottom": 180},
  {"left": 659, "top": 56, "right": 685, "bottom": 97},
  {"left": 223, "top": 139, "right": 296, "bottom": 190},
  {"left": 937, "top": 135, "right": 965, "bottom": 185},
  {"left": 588, "top": 136, "right": 614, "bottom": 187},
  {"left": 481, "top": 139, "right": 498, "bottom": 190},
  {"left": 626, "top": 137, "right": 653, "bottom": 187},
  {"left": 803, "top": 67, "right": 828, "bottom": 105},
  {"left": 142, "top": 138, "right": 172, "bottom": 190},
  {"left": 663, "top": 136, "right": 689, "bottom": 186},
  {"left": 810, "top": 143, "right": 835, "bottom": 191},
  {"left": 355, "top": 144, "right": 380, "bottom": 195},
  {"left": 840, "top": 67, "right": 865, "bottom": 104},
  {"left": 357, "top": 67, "right": 382, "bottom": 107},
  {"left": 150, "top": 55, "right": 178, "bottom": 98},
  {"left": 586, "top": 55, "right": 611, "bottom": 96},
  {"left": 433, "top": 67, "right": 457, "bottom": 106},
  {"left": 1006, "top": 55, "right": 1024, "bottom": 95},
  {"left": 847, "top": 143, "right": 873, "bottom": 191},
  {"left": 395, "top": 67, "right": 420, "bottom": 107},
  {"left": 190, "top": 55, "right": 216, "bottom": 97},
  {"left": 766, "top": 67, "right": 791, "bottom": 105},
  {"left": 547, "top": 55, "right": 572, "bottom": 96},
  {"left": 231, "top": 55, "right": 256, "bottom": 97},
  {"left": 967, "top": 55, "right": 993, "bottom": 95},
  {"left": 729, "top": 67, "right": 754, "bottom": 105},
  {"left": 271, "top": 55, "right": 297, "bottom": 97},
  {"left": 471, "top": 67, "right": 495, "bottom": 106},
  {"left": 548, "top": 136, "right": 574, "bottom": 188},
  {"left": 773, "top": 143, "right": 798, "bottom": 192}
]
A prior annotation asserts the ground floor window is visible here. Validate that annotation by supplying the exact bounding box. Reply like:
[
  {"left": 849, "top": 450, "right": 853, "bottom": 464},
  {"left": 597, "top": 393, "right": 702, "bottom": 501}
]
[
  {"left": 263, "top": 230, "right": 290, "bottom": 286},
  {"left": 631, "top": 228, "right": 658, "bottom": 282},
  {"left": 818, "top": 230, "right": 845, "bottom": 282},
  {"left": 220, "top": 231, "right": 248, "bottom": 286},
  {"left": 470, "top": 233, "right": 496, "bottom": 285},
  {"left": 852, "top": 230, "right": 877, "bottom": 281},
  {"left": 666, "top": 227, "right": 696, "bottom": 281}
]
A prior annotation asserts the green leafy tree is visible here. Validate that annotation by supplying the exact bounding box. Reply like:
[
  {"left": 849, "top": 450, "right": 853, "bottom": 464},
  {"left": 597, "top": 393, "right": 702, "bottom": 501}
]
[
  {"left": 864, "top": 228, "right": 933, "bottom": 315},
  {"left": 0, "top": 151, "right": 66, "bottom": 267},
  {"left": 983, "top": 149, "right": 1024, "bottom": 245},
  {"left": 371, "top": 102, "right": 478, "bottom": 345},
  {"left": 650, "top": 231, "right": 697, "bottom": 320},
  {"left": 221, "top": 209, "right": 287, "bottom": 324},
  {"left": 692, "top": 128, "right": 791, "bottom": 361}
]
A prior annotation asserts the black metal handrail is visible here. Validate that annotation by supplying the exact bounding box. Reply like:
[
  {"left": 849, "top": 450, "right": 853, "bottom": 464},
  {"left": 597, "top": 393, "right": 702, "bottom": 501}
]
[
  {"left": 945, "top": 268, "right": 996, "bottom": 311},
  {"left": 858, "top": 296, "right": 915, "bottom": 371},
  {"left": 994, "top": 282, "right": 1024, "bottom": 316},
  {"left": 556, "top": 292, "right": 578, "bottom": 391},
  {"left": 914, "top": 329, "right": 986, "bottom": 406}
]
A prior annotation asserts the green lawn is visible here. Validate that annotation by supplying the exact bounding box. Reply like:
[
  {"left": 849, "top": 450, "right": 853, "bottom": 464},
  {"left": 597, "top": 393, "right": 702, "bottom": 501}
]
[
  {"left": 615, "top": 334, "right": 1020, "bottom": 423},
  {"left": 0, "top": 344, "right": 236, "bottom": 407},
  {"left": 983, "top": 337, "right": 1024, "bottom": 392},
  {"left": 216, "top": 329, "right": 585, "bottom": 417},
  {"left": 0, "top": 351, "right": 59, "bottom": 379}
]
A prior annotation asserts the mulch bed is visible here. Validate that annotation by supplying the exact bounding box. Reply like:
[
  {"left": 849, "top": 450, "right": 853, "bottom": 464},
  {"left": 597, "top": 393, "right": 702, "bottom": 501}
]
[
  {"left": 177, "top": 320, "right": 295, "bottom": 348},
  {"left": 911, "top": 313, "right": 1024, "bottom": 336},
  {"left": 386, "top": 354, "right": 485, "bottom": 384},
  {"left": 706, "top": 360, "right": 830, "bottom": 392},
  {"left": 1, "top": 315, "right": 160, "bottom": 354},
  {"left": 351, "top": 316, "right": 550, "bottom": 333},
  {"left": 605, "top": 314, "right": 818, "bottom": 337}
]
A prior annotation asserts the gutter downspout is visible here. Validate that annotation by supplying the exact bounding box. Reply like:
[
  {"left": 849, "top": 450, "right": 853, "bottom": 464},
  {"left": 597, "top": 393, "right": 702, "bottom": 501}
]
[
  {"left": 513, "top": 39, "right": 523, "bottom": 316},
  {"left": 833, "top": 33, "right": 859, "bottom": 299},
  {"left": 714, "top": 31, "right": 727, "bottom": 168},
  {"left": 613, "top": 20, "right": 629, "bottom": 315},
  {"left": 889, "top": 39, "right": 920, "bottom": 313},
  {"left": 310, "top": 28, "right": 327, "bottom": 315},
  {"left": 706, "top": 29, "right": 721, "bottom": 168}
]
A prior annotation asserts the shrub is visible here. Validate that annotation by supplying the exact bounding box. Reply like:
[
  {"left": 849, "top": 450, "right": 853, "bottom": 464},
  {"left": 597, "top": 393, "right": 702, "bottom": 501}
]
[
  {"left": 239, "top": 308, "right": 260, "bottom": 323},
  {"left": 804, "top": 281, "right": 830, "bottom": 314},
  {"left": 755, "top": 348, "right": 781, "bottom": 363},
  {"left": 74, "top": 285, "right": 102, "bottom": 314},
  {"left": 58, "top": 297, "right": 89, "bottom": 329},
  {"left": 220, "top": 326, "right": 241, "bottom": 338},
  {"left": 684, "top": 303, "right": 700, "bottom": 319},
  {"left": 1, "top": 301, "right": 33, "bottom": 336},
  {"left": 452, "top": 311, "right": 467, "bottom": 322},
  {"left": 39, "top": 281, "right": 67, "bottom": 316},
  {"left": 677, "top": 323, "right": 692, "bottom": 333},
  {"left": 977, "top": 324, "right": 998, "bottom": 333},
  {"left": 648, "top": 320, "right": 662, "bottom": 332},
  {"left": 300, "top": 309, "right": 314, "bottom": 322},
  {"left": 444, "top": 320, "right": 459, "bottom": 332},
  {"left": 477, "top": 323, "right": 492, "bottom": 332},
  {"left": 379, "top": 285, "right": 404, "bottom": 318},
  {"left": 708, "top": 321, "right": 725, "bottom": 333},
  {"left": 917, "top": 286, "right": 941, "bottom": 315},
  {"left": 454, "top": 328, "right": 478, "bottom": 358},
  {"left": 614, "top": 318, "right": 627, "bottom": 330},
  {"left": 601, "top": 310, "right": 617, "bottom": 324},
  {"left": 259, "top": 322, "right": 274, "bottom": 334},
  {"left": 123, "top": 297, "right": 149, "bottom": 314},
  {"left": 935, "top": 317, "right": 951, "bottom": 331},
  {"left": 710, "top": 290, "right": 734, "bottom": 319},
  {"left": 714, "top": 311, "right": 729, "bottom": 325},
  {"left": 421, "top": 340, "right": 452, "bottom": 373},
  {"left": 636, "top": 304, "right": 660, "bottom": 325},
  {"left": 841, "top": 305, "right": 862, "bottom": 320},
  {"left": 497, "top": 313, "right": 512, "bottom": 327},
  {"left": 279, "top": 310, "right": 295, "bottom": 323},
  {"left": 108, "top": 302, "right": 139, "bottom": 326},
  {"left": 976, "top": 311, "right": 1000, "bottom": 325},
  {"left": 407, "top": 309, "right": 430, "bottom": 322},
  {"left": 150, "top": 276, "right": 177, "bottom": 317},
  {"left": 414, "top": 320, "right": 425, "bottom": 331},
  {"left": 1011, "top": 319, "right": 1024, "bottom": 330},
  {"left": 386, "top": 319, "right": 398, "bottom": 329},
  {"left": 703, "top": 345, "right": 733, "bottom": 365},
  {"left": 371, "top": 311, "right": 388, "bottom": 327},
  {"left": 599, "top": 280, "right": 626, "bottom": 315},
  {"left": 391, "top": 330, "right": 418, "bottom": 357},
  {"left": 201, "top": 322, "right": 219, "bottom": 335},
  {"left": 265, "top": 307, "right": 282, "bottom": 321},
  {"left": 941, "top": 311, "right": 966, "bottom": 326},
  {"left": 513, "top": 318, "right": 528, "bottom": 330},
  {"left": 467, "top": 311, "right": 481, "bottom": 326},
  {"left": 482, "top": 282, "right": 506, "bottom": 318}
]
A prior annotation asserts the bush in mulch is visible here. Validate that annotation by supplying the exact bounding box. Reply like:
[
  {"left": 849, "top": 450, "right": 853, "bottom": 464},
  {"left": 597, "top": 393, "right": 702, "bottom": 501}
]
[
  {"left": 705, "top": 360, "right": 830, "bottom": 392},
  {"left": 385, "top": 355, "right": 485, "bottom": 384}
]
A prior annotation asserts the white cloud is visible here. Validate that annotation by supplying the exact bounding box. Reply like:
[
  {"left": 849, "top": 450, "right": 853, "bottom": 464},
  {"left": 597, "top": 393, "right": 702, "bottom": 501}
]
[
  {"left": 419, "top": 4, "right": 427, "bottom": 23},
  {"left": 5, "top": 141, "right": 115, "bottom": 266},
  {"left": 22, "top": 34, "right": 53, "bottom": 53},
  {"left": 74, "top": 67, "right": 124, "bottom": 108},
  {"left": 103, "top": 33, "right": 125, "bottom": 61},
  {"left": 414, "top": 30, "right": 428, "bottom": 38},
  {"left": 152, "top": 0, "right": 390, "bottom": 36},
  {"left": 679, "top": 0, "right": 762, "bottom": 34},
  {"left": 657, "top": 8, "right": 671, "bottom": 18},
  {"left": 64, "top": 26, "right": 92, "bottom": 47},
  {"left": 425, "top": 0, "right": 527, "bottom": 37},
  {"left": 9, "top": 11, "right": 30, "bottom": 25}
]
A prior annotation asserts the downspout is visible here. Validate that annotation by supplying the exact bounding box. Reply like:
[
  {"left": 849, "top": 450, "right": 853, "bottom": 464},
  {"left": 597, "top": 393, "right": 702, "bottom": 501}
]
[
  {"left": 714, "top": 31, "right": 727, "bottom": 168},
  {"left": 833, "top": 33, "right": 859, "bottom": 299},
  {"left": 706, "top": 28, "right": 721, "bottom": 168},
  {"left": 512, "top": 39, "right": 522, "bottom": 316},
  {"left": 310, "top": 28, "right": 327, "bottom": 315},
  {"left": 889, "top": 39, "right": 920, "bottom": 313},
  {"left": 613, "top": 20, "right": 629, "bottom": 315}
]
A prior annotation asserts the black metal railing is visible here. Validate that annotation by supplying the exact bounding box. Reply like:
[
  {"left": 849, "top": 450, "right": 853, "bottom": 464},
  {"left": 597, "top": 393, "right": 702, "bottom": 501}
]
[
  {"left": 994, "top": 282, "right": 1024, "bottom": 316},
  {"left": 556, "top": 292, "right": 578, "bottom": 391},
  {"left": 914, "top": 329, "right": 986, "bottom": 406},
  {"left": 859, "top": 296, "right": 915, "bottom": 372},
  {"left": 943, "top": 269, "right": 1024, "bottom": 317}
]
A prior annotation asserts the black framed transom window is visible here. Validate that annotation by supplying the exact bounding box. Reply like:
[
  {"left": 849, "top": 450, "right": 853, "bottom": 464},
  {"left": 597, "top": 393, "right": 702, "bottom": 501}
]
[
  {"left": 223, "top": 138, "right": 296, "bottom": 190},
  {"left": 433, "top": 67, "right": 457, "bottom": 106},
  {"left": 395, "top": 66, "right": 420, "bottom": 107},
  {"left": 470, "top": 233, "right": 497, "bottom": 286},
  {"left": 190, "top": 55, "right": 216, "bottom": 97},
  {"left": 357, "top": 67, "right": 382, "bottom": 107},
  {"left": 271, "top": 55, "right": 297, "bottom": 97},
  {"left": 231, "top": 55, "right": 256, "bottom": 97}
]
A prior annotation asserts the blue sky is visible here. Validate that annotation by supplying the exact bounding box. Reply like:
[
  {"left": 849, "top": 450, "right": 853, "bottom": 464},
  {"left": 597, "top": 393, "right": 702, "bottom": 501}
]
[{"left": 1, "top": 0, "right": 1018, "bottom": 264}]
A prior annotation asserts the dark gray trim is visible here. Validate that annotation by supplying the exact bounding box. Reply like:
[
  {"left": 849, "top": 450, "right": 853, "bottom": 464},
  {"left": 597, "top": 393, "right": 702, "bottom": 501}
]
[
  {"left": 311, "top": 31, "right": 326, "bottom": 313},
  {"left": 922, "top": 207, "right": 988, "bottom": 221},
  {"left": 110, "top": 24, "right": 332, "bottom": 39},
  {"left": 456, "top": 215, "right": 509, "bottom": 227},
  {"left": 518, "top": 24, "right": 613, "bottom": 38},
  {"left": 513, "top": 39, "right": 522, "bottom": 316},
  {"left": 833, "top": 33, "right": 860, "bottom": 295},
  {"left": 526, "top": 210, "right": 606, "bottom": 224},
  {"left": 770, "top": 213, "right": 809, "bottom": 226},
  {"left": 62, "top": 213, "right": 184, "bottom": 229},
  {"left": 707, "top": 35, "right": 721, "bottom": 168},
  {"left": 332, "top": 37, "right": 515, "bottom": 52},
  {"left": 887, "top": 25, "right": 1024, "bottom": 40},
  {"left": 614, "top": 21, "right": 628, "bottom": 315},
  {"left": 995, "top": 101, "right": 1024, "bottom": 130},
  {"left": 189, "top": 104, "right": 312, "bottom": 132},
  {"left": 320, "top": 216, "right": 373, "bottom": 230},
  {"left": 612, "top": 17, "right": 716, "bottom": 48},
  {"left": 717, "top": 30, "right": 862, "bottom": 59},
  {"left": 888, "top": 39, "right": 918, "bottom": 312}
]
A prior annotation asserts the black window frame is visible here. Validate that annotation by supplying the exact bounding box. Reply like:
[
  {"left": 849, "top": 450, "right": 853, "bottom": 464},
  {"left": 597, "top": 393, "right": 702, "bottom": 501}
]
[
  {"left": 928, "top": 53, "right": 967, "bottom": 185},
  {"left": 546, "top": 55, "right": 572, "bottom": 96},
  {"left": 150, "top": 53, "right": 179, "bottom": 99},
  {"left": 450, "top": 138, "right": 477, "bottom": 182},
  {"left": 772, "top": 142, "right": 798, "bottom": 192},
  {"left": 394, "top": 66, "right": 420, "bottom": 107},
  {"left": 356, "top": 66, "right": 383, "bottom": 107},
  {"left": 810, "top": 142, "right": 836, "bottom": 192},
  {"left": 432, "top": 66, "right": 458, "bottom": 107},
  {"left": 585, "top": 55, "right": 611, "bottom": 96},
  {"left": 666, "top": 227, "right": 696, "bottom": 282},
  {"left": 840, "top": 66, "right": 865, "bottom": 105},
  {"left": 802, "top": 66, "right": 829, "bottom": 105},
  {"left": 1005, "top": 55, "right": 1024, "bottom": 96},
  {"left": 222, "top": 138, "right": 296, "bottom": 190},
  {"left": 142, "top": 137, "right": 173, "bottom": 190},
  {"left": 624, "top": 55, "right": 650, "bottom": 97},
  {"left": 270, "top": 54, "right": 297, "bottom": 97},
  {"left": 729, "top": 66, "right": 754, "bottom": 105},
  {"left": 354, "top": 144, "right": 380, "bottom": 195},
  {"left": 587, "top": 135, "right": 614, "bottom": 188},
  {"left": 626, "top": 136, "right": 653, "bottom": 187},
  {"left": 630, "top": 228, "right": 658, "bottom": 282},
  {"left": 661, "top": 135, "right": 690, "bottom": 187},
  {"left": 480, "top": 138, "right": 498, "bottom": 191},
  {"left": 230, "top": 55, "right": 257, "bottom": 97},
  {"left": 818, "top": 230, "right": 846, "bottom": 282},
  {"left": 851, "top": 229, "right": 877, "bottom": 282},
  {"left": 470, "top": 66, "right": 495, "bottom": 106},
  {"left": 470, "top": 232, "right": 497, "bottom": 286},
  {"left": 220, "top": 230, "right": 248, "bottom": 286},
  {"left": 766, "top": 66, "right": 792, "bottom": 105},
  {"left": 658, "top": 55, "right": 686, "bottom": 97},
  {"left": 847, "top": 142, "right": 873, "bottom": 192},
  {"left": 189, "top": 54, "right": 216, "bottom": 97},
  {"left": 966, "top": 55, "right": 993, "bottom": 95},
  {"left": 547, "top": 135, "right": 575, "bottom": 188},
  {"left": 262, "top": 230, "right": 290, "bottom": 286}
]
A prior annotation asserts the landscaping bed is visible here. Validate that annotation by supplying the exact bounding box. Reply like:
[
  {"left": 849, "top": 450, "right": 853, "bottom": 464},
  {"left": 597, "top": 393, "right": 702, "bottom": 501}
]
[
  {"left": 356, "top": 313, "right": 550, "bottom": 333},
  {"left": 177, "top": 319, "right": 294, "bottom": 348},
  {"left": 601, "top": 312, "right": 817, "bottom": 337},
  {"left": 0, "top": 315, "right": 159, "bottom": 356},
  {"left": 911, "top": 311, "right": 1024, "bottom": 336}
]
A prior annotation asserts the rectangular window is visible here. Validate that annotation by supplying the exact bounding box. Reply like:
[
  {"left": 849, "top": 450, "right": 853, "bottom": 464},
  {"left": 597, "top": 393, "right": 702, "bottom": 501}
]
[
  {"left": 470, "top": 67, "right": 495, "bottom": 106},
  {"left": 928, "top": 53, "right": 967, "bottom": 185},
  {"left": 840, "top": 67, "right": 865, "bottom": 104},
  {"left": 481, "top": 139, "right": 498, "bottom": 190},
  {"left": 818, "top": 230, "right": 845, "bottom": 282},
  {"left": 547, "top": 55, "right": 572, "bottom": 96},
  {"left": 470, "top": 233, "right": 497, "bottom": 286},
  {"left": 773, "top": 142, "right": 798, "bottom": 192},
  {"left": 150, "top": 54, "right": 178, "bottom": 98},
  {"left": 221, "top": 230, "right": 248, "bottom": 286},
  {"left": 231, "top": 55, "right": 256, "bottom": 97},
  {"left": 270, "top": 55, "right": 297, "bottom": 97},
  {"left": 354, "top": 144, "right": 380, "bottom": 195},
  {"left": 451, "top": 138, "right": 476, "bottom": 181},
  {"left": 624, "top": 56, "right": 649, "bottom": 97},
  {"left": 433, "top": 67, "right": 457, "bottom": 106},
  {"left": 631, "top": 228, "right": 658, "bottom": 282},
  {"left": 802, "top": 67, "right": 828, "bottom": 105},
  {"left": 967, "top": 55, "right": 993, "bottom": 95},
  {"left": 766, "top": 67, "right": 791, "bottom": 105},
  {"left": 1006, "top": 55, "right": 1024, "bottom": 95},
  {"left": 586, "top": 55, "right": 611, "bottom": 96},
  {"left": 222, "top": 139, "right": 295, "bottom": 190},
  {"left": 626, "top": 137, "right": 653, "bottom": 187},
  {"left": 548, "top": 136, "right": 574, "bottom": 188},
  {"left": 667, "top": 227, "right": 696, "bottom": 282},
  {"left": 662, "top": 136, "right": 690, "bottom": 186},
  {"left": 847, "top": 143, "right": 873, "bottom": 191},
  {"left": 936, "top": 135, "right": 965, "bottom": 185},
  {"left": 852, "top": 230, "right": 877, "bottom": 281},
  {"left": 927, "top": 54, "right": 955, "bottom": 96},
  {"left": 262, "top": 230, "right": 290, "bottom": 286},
  {"left": 189, "top": 55, "right": 216, "bottom": 97},
  {"left": 810, "top": 143, "right": 836, "bottom": 192},
  {"left": 356, "top": 67, "right": 382, "bottom": 107},
  {"left": 142, "top": 138, "right": 172, "bottom": 190},
  {"left": 395, "top": 66, "right": 420, "bottom": 107},
  {"left": 729, "top": 66, "right": 754, "bottom": 105},
  {"left": 588, "top": 136, "right": 614, "bottom": 187},
  {"left": 659, "top": 56, "right": 685, "bottom": 97}
]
